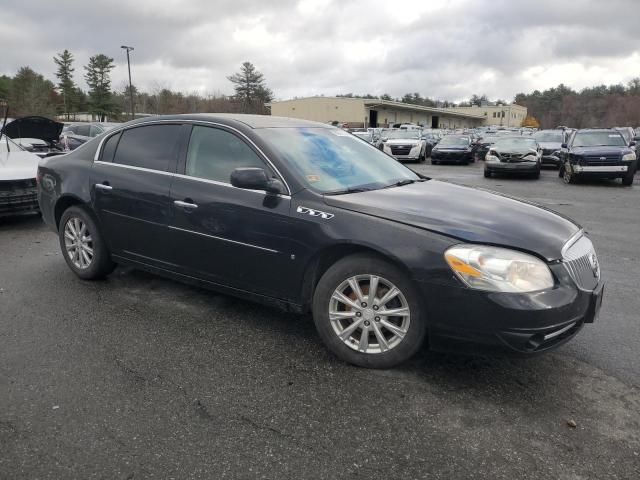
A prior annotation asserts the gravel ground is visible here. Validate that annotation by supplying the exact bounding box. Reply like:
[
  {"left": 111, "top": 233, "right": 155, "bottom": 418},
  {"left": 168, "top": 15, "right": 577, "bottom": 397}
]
[{"left": 1, "top": 161, "right": 639, "bottom": 479}]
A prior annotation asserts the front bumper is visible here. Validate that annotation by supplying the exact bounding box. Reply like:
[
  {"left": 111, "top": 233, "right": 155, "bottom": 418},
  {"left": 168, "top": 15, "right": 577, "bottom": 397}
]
[
  {"left": 568, "top": 162, "right": 633, "bottom": 178},
  {"left": 420, "top": 264, "right": 603, "bottom": 354},
  {"left": 431, "top": 151, "right": 471, "bottom": 162},
  {"left": 0, "top": 179, "right": 40, "bottom": 217},
  {"left": 485, "top": 161, "right": 539, "bottom": 173}
]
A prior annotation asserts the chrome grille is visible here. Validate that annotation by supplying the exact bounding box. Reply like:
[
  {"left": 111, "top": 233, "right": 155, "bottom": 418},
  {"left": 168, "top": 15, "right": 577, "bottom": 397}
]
[{"left": 562, "top": 234, "right": 600, "bottom": 291}]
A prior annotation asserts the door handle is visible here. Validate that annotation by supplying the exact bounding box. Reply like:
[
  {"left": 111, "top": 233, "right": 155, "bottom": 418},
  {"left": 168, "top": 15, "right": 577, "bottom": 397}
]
[
  {"left": 174, "top": 200, "right": 198, "bottom": 209},
  {"left": 95, "top": 183, "right": 112, "bottom": 191}
]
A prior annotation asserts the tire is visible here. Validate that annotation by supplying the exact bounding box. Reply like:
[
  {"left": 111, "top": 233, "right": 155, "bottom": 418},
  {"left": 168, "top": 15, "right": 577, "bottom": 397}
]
[
  {"left": 312, "top": 254, "right": 426, "bottom": 369},
  {"left": 59, "top": 205, "right": 116, "bottom": 280},
  {"left": 532, "top": 168, "right": 540, "bottom": 179},
  {"left": 622, "top": 166, "right": 635, "bottom": 186},
  {"left": 484, "top": 169, "right": 492, "bottom": 178},
  {"left": 558, "top": 165, "right": 565, "bottom": 178},
  {"left": 562, "top": 163, "right": 575, "bottom": 184}
]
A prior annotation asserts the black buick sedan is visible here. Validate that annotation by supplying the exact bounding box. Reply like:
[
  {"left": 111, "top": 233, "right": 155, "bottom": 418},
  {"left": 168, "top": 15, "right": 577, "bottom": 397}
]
[{"left": 37, "top": 114, "right": 604, "bottom": 368}]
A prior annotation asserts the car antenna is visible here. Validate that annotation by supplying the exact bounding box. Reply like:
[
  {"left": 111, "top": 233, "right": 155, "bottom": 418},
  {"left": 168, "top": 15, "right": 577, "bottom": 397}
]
[{"left": 0, "top": 100, "right": 9, "bottom": 152}]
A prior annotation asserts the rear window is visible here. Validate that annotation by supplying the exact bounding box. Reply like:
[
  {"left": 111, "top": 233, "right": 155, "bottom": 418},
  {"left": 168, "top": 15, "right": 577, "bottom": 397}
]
[
  {"left": 100, "top": 132, "right": 121, "bottom": 163},
  {"left": 113, "top": 125, "right": 182, "bottom": 171}
]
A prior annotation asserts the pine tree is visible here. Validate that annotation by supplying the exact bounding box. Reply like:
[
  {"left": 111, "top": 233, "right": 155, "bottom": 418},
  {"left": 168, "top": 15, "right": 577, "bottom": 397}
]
[
  {"left": 53, "top": 50, "right": 76, "bottom": 119},
  {"left": 84, "top": 54, "right": 115, "bottom": 121},
  {"left": 227, "top": 62, "right": 273, "bottom": 114}
]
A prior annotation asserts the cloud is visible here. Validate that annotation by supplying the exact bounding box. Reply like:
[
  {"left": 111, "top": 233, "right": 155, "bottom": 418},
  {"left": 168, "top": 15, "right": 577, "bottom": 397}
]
[{"left": 1, "top": 0, "right": 639, "bottom": 102}]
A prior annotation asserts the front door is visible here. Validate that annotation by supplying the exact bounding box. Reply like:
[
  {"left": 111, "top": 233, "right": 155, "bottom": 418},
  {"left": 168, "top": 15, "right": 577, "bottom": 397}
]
[
  {"left": 167, "top": 125, "right": 295, "bottom": 300},
  {"left": 91, "top": 123, "right": 184, "bottom": 267}
]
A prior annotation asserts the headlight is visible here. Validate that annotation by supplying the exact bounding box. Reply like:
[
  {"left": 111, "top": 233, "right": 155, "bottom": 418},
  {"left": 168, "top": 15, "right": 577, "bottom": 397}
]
[
  {"left": 444, "top": 245, "right": 554, "bottom": 293},
  {"left": 485, "top": 154, "right": 499, "bottom": 162},
  {"left": 622, "top": 152, "right": 636, "bottom": 161}
]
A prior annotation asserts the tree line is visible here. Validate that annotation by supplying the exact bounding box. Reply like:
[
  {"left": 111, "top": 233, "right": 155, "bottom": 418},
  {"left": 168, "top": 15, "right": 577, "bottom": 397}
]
[{"left": 0, "top": 53, "right": 274, "bottom": 121}]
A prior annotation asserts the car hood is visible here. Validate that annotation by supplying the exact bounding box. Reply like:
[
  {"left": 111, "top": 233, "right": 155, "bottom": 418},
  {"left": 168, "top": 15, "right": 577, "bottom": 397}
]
[
  {"left": 0, "top": 149, "right": 40, "bottom": 181},
  {"left": 2, "top": 116, "right": 63, "bottom": 144},
  {"left": 493, "top": 147, "right": 536, "bottom": 156},
  {"left": 570, "top": 145, "right": 631, "bottom": 156},
  {"left": 385, "top": 138, "right": 421, "bottom": 145},
  {"left": 324, "top": 180, "right": 579, "bottom": 261}
]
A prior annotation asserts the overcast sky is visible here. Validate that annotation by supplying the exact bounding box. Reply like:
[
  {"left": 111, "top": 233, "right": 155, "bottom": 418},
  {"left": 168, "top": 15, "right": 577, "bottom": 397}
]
[{"left": 2, "top": 0, "right": 639, "bottom": 102}]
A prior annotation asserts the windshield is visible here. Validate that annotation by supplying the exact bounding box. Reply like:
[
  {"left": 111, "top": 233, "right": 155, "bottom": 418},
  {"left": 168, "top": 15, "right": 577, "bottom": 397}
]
[
  {"left": 386, "top": 130, "right": 420, "bottom": 139},
  {"left": 533, "top": 131, "right": 563, "bottom": 142},
  {"left": 438, "top": 136, "right": 469, "bottom": 146},
  {"left": 573, "top": 131, "right": 626, "bottom": 147},
  {"left": 493, "top": 137, "right": 537, "bottom": 149},
  {"left": 256, "top": 127, "right": 420, "bottom": 194},
  {"left": 0, "top": 136, "right": 25, "bottom": 153}
]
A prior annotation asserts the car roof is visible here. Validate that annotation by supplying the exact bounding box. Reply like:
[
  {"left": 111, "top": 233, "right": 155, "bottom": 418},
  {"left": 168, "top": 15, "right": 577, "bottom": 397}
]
[{"left": 121, "top": 114, "right": 331, "bottom": 129}]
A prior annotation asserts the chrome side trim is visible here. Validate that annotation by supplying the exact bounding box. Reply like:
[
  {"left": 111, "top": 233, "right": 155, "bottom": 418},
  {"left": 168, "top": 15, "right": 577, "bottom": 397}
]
[
  {"left": 94, "top": 160, "right": 174, "bottom": 176},
  {"left": 543, "top": 322, "right": 576, "bottom": 341},
  {"left": 92, "top": 119, "right": 292, "bottom": 195},
  {"left": 172, "top": 173, "right": 291, "bottom": 199},
  {"left": 168, "top": 225, "right": 279, "bottom": 254}
]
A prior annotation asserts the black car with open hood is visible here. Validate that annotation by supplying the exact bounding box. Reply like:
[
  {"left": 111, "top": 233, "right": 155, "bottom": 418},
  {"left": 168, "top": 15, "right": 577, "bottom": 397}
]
[{"left": 37, "top": 114, "right": 604, "bottom": 368}]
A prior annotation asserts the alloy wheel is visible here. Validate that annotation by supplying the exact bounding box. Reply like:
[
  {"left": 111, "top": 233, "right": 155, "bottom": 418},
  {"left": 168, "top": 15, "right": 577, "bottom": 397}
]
[
  {"left": 63, "top": 217, "right": 94, "bottom": 269},
  {"left": 329, "top": 274, "right": 411, "bottom": 354}
]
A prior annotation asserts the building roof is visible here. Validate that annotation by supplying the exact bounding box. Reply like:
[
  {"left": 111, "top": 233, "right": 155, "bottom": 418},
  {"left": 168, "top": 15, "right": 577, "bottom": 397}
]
[{"left": 268, "top": 96, "right": 485, "bottom": 120}]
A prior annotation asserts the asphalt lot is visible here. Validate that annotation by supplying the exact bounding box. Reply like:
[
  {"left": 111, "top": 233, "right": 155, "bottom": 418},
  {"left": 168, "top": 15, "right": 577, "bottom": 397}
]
[{"left": 1, "top": 161, "right": 639, "bottom": 479}]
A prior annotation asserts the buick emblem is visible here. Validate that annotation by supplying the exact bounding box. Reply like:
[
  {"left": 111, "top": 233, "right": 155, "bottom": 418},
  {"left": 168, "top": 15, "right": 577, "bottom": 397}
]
[
  {"left": 599, "top": 157, "right": 606, "bottom": 161},
  {"left": 588, "top": 253, "right": 600, "bottom": 279}
]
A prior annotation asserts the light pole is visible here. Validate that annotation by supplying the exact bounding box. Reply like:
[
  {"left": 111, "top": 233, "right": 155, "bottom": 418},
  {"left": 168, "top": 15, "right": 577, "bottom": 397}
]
[{"left": 121, "top": 45, "right": 135, "bottom": 120}]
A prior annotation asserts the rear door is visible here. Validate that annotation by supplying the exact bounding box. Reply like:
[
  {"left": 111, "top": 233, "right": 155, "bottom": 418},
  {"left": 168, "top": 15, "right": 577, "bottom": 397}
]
[
  {"left": 92, "top": 123, "right": 186, "bottom": 267},
  {"left": 166, "top": 124, "right": 296, "bottom": 300}
]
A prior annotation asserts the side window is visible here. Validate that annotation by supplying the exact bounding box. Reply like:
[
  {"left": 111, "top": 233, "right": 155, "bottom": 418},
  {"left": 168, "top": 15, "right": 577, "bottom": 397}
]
[
  {"left": 113, "top": 124, "right": 182, "bottom": 172},
  {"left": 185, "top": 126, "right": 268, "bottom": 183},
  {"left": 100, "top": 132, "right": 121, "bottom": 163}
]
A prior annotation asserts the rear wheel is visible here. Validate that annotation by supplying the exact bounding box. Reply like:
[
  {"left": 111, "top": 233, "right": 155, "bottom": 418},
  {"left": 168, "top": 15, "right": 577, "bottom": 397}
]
[
  {"left": 59, "top": 206, "right": 115, "bottom": 280},
  {"left": 312, "top": 254, "right": 426, "bottom": 369}
]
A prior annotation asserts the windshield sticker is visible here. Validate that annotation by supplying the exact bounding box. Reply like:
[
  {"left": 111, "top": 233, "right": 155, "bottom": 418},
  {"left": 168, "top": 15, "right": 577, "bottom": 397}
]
[
  {"left": 306, "top": 174, "right": 321, "bottom": 183},
  {"left": 331, "top": 129, "right": 350, "bottom": 136}
]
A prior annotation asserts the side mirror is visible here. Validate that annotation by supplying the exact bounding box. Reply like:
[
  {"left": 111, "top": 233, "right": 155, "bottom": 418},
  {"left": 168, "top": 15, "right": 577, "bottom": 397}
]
[
  {"left": 630, "top": 141, "right": 636, "bottom": 147},
  {"left": 230, "top": 168, "right": 285, "bottom": 195},
  {"left": 561, "top": 143, "right": 568, "bottom": 149}
]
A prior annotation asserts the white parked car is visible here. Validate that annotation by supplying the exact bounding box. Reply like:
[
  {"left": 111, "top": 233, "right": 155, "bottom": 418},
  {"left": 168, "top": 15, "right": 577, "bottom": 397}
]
[
  {"left": 0, "top": 136, "right": 41, "bottom": 216},
  {"left": 382, "top": 129, "right": 428, "bottom": 162}
]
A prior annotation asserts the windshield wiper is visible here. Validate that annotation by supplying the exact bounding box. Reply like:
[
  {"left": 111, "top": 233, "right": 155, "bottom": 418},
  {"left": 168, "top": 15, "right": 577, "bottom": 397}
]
[
  {"left": 324, "top": 186, "right": 376, "bottom": 195},
  {"left": 382, "top": 178, "right": 422, "bottom": 189}
]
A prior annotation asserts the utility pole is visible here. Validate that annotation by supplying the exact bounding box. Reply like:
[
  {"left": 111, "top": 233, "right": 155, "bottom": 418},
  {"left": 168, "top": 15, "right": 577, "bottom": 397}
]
[{"left": 121, "top": 45, "right": 135, "bottom": 120}]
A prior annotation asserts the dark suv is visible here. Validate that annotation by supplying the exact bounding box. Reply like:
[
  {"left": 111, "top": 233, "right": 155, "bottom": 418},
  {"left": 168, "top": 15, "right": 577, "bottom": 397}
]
[{"left": 559, "top": 129, "right": 637, "bottom": 186}]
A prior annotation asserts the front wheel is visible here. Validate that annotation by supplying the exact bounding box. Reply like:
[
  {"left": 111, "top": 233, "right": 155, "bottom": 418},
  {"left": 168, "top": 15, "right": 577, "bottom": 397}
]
[
  {"left": 59, "top": 206, "right": 116, "bottom": 280},
  {"left": 312, "top": 254, "right": 426, "bottom": 369},
  {"left": 484, "top": 169, "right": 492, "bottom": 178},
  {"left": 622, "top": 168, "right": 635, "bottom": 185},
  {"left": 563, "top": 164, "right": 576, "bottom": 184}
]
